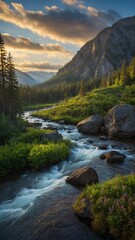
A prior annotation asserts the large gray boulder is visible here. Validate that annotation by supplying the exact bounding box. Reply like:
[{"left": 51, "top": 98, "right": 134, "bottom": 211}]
[
  {"left": 104, "top": 104, "right": 135, "bottom": 138},
  {"left": 66, "top": 167, "right": 99, "bottom": 187},
  {"left": 77, "top": 115, "right": 103, "bottom": 135}
]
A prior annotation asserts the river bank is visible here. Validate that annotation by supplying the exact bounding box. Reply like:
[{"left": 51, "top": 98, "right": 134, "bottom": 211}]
[{"left": 0, "top": 110, "right": 134, "bottom": 240}]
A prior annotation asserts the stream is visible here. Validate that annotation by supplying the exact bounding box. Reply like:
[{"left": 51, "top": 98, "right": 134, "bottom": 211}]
[{"left": 0, "top": 110, "right": 135, "bottom": 240}]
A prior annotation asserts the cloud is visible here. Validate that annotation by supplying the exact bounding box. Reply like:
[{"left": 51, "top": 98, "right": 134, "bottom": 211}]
[
  {"left": 0, "top": 0, "right": 121, "bottom": 45},
  {"left": 62, "top": 0, "right": 78, "bottom": 6},
  {"left": 3, "top": 33, "right": 72, "bottom": 56},
  {"left": 16, "top": 61, "right": 63, "bottom": 71}
]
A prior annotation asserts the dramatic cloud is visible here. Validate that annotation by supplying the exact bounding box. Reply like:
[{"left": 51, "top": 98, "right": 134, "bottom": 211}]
[
  {"left": 3, "top": 33, "right": 72, "bottom": 56},
  {"left": 0, "top": 1, "right": 121, "bottom": 45},
  {"left": 17, "top": 61, "right": 63, "bottom": 71}
]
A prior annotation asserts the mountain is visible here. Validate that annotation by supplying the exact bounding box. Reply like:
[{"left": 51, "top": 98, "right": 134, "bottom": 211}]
[
  {"left": 47, "top": 16, "right": 135, "bottom": 84},
  {"left": 16, "top": 69, "right": 38, "bottom": 85},
  {"left": 26, "top": 71, "right": 56, "bottom": 83}
]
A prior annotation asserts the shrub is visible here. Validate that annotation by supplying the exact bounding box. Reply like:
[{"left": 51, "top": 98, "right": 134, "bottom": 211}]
[
  {"left": 73, "top": 174, "right": 135, "bottom": 240},
  {"left": 16, "top": 127, "right": 52, "bottom": 144},
  {"left": 28, "top": 140, "right": 71, "bottom": 169},
  {"left": 0, "top": 143, "right": 32, "bottom": 176},
  {"left": 0, "top": 140, "right": 71, "bottom": 176}
]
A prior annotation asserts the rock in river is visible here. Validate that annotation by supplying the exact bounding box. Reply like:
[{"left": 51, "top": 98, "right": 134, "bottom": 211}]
[
  {"left": 66, "top": 167, "right": 99, "bottom": 187},
  {"left": 77, "top": 115, "right": 103, "bottom": 135},
  {"left": 42, "top": 131, "right": 63, "bottom": 142},
  {"left": 100, "top": 151, "right": 126, "bottom": 163},
  {"left": 104, "top": 104, "right": 135, "bottom": 138}
]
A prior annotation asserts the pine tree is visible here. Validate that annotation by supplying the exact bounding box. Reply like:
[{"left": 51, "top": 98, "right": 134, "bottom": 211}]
[
  {"left": 120, "top": 62, "right": 130, "bottom": 86},
  {"left": 6, "top": 53, "right": 21, "bottom": 119},
  {"left": 0, "top": 33, "right": 7, "bottom": 115},
  {"left": 79, "top": 81, "right": 86, "bottom": 97}
]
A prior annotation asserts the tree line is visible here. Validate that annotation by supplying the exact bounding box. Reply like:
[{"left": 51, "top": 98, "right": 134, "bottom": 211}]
[
  {"left": 21, "top": 57, "right": 135, "bottom": 106},
  {"left": 0, "top": 34, "right": 21, "bottom": 120}
]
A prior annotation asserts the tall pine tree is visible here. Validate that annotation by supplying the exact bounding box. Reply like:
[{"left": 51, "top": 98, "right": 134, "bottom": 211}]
[
  {"left": 0, "top": 33, "right": 7, "bottom": 115},
  {"left": 0, "top": 33, "right": 21, "bottom": 119},
  {"left": 7, "top": 53, "right": 21, "bottom": 119}
]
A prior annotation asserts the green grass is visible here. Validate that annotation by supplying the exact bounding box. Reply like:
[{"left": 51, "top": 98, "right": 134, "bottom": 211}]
[
  {"left": 14, "top": 127, "right": 53, "bottom": 144},
  {"left": 33, "top": 85, "right": 135, "bottom": 124},
  {"left": 73, "top": 174, "right": 135, "bottom": 240},
  {"left": 0, "top": 139, "right": 71, "bottom": 177},
  {"left": 23, "top": 103, "right": 54, "bottom": 111}
]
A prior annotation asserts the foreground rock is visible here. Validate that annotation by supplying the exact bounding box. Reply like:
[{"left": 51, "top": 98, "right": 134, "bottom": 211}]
[
  {"left": 104, "top": 104, "right": 135, "bottom": 138},
  {"left": 77, "top": 115, "right": 103, "bottom": 135},
  {"left": 42, "top": 131, "right": 63, "bottom": 142},
  {"left": 66, "top": 167, "right": 99, "bottom": 187},
  {"left": 100, "top": 151, "right": 126, "bottom": 163}
]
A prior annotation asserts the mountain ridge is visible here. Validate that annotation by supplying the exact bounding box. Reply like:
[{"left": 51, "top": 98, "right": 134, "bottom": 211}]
[{"left": 46, "top": 16, "right": 135, "bottom": 85}]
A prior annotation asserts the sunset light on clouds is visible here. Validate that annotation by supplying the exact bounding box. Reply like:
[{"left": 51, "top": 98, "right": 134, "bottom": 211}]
[{"left": 0, "top": 0, "right": 134, "bottom": 72}]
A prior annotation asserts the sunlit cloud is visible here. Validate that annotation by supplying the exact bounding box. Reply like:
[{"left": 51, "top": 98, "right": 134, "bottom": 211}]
[
  {"left": 62, "top": 0, "right": 78, "bottom": 6},
  {"left": 3, "top": 33, "right": 72, "bottom": 56},
  {"left": 16, "top": 61, "right": 63, "bottom": 71},
  {"left": 0, "top": 0, "right": 121, "bottom": 45}
]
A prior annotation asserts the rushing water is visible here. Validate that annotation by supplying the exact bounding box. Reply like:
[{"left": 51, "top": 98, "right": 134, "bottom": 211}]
[{"left": 0, "top": 110, "right": 134, "bottom": 240}]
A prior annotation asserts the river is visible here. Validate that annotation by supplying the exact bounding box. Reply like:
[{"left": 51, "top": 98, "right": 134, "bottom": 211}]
[{"left": 0, "top": 110, "right": 134, "bottom": 240}]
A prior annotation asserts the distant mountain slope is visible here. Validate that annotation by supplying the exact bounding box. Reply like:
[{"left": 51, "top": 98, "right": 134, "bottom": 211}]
[
  {"left": 15, "top": 69, "right": 37, "bottom": 85},
  {"left": 47, "top": 16, "right": 135, "bottom": 84},
  {"left": 27, "top": 71, "right": 56, "bottom": 83}
]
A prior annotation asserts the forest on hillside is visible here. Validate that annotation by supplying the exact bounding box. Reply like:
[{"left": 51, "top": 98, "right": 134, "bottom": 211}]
[{"left": 21, "top": 58, "right": 135, "bottom": 106}]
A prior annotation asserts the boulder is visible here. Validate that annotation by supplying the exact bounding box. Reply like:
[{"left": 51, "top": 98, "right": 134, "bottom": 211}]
[
  {"left": 77, "top": 115, "right": 103, "bottom": 135},
  {"left": 42, "top": 131, "right": 63, "bottom": 142},
  {"left": 100, "top": 151, "right": 126, "bottom": 163},
  {"left": 104, "top": 104, "right": 135, "bottom": 138},
  {"left": 58, "top": 120, "right": 65, "bottom": 124},
  {"left": 28, "top": 122, "right": 42, "bottom": 128},
  {"left": 66, "top": 167, "right": 99, "bottom": 187},
  {"left": 98, "top": 144, "right": 108, "bottom": 150}
]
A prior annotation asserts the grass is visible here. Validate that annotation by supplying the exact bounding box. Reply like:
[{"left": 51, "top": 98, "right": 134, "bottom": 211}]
[
  {"left": 32, "top": 85, "right": 135, "bottom": 124},
  {"left": 23, "top": 103, "right": 54, "bottom": 111},
  {"left": 73, "top": 174, "right": 135, "bottom": 240}
]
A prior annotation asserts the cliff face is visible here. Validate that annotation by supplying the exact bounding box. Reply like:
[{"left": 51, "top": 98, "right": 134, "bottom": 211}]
[{"left": 50, "top": 16, "right": 135, "bottom": 83}]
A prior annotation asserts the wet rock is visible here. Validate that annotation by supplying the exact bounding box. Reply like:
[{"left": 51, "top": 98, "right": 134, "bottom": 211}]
[
  {"left": 28, "top": 122, "right": 42, "bottom": 128},
  {"left": 42, "top": 131, "right": 63, "bottom": 142},
  {"left": 58, "top": 120, "right": 65, "bottom": 124},
  {"left": 73, "top": 198, "right": 92, "bottom": 219},
  {"left": 98, "top": 145, "right": 108, "bottom": 150},
  {"left": 77, "top": 115, "right": 103, "bottom": 135},
  {"left": 99, "top": 135, "right": 108, "bottom": 141},
  {"left": 66, "top": 167, "right": 99, "bottom": 187},
  {"left": 100, "top": 151, "right": 126, "bottom": 163},
  {"left": 100, "top": 154, "right": 106, "bottom": 160},
  {"left": 104, "top": 104, "right": 135, "bottom": 138}
]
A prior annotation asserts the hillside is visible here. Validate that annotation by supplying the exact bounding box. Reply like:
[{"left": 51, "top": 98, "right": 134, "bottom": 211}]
[
  {"left": 16, "top": 69, "right": 38, "bottom": 85},
  {"left": 26, "top": 71, "right": 56, "bottom": 84},
  {"left": 46, "top": 16, "right": 135, "bottom": 85}
]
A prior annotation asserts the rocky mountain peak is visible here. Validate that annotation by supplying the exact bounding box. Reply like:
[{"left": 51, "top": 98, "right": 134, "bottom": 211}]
[{"left": 50, "top": 16, "right": 135, "bottom": 83}]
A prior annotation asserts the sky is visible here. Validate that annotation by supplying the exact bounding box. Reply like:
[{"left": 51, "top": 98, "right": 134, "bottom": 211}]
[{"left": 0, "top": 0, "right": 135, "bottom": 72}]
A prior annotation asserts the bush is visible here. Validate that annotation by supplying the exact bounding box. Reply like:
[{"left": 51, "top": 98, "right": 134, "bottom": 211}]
[
  {"left": 16, "top": 127, "right": 52, "bottom": 144},
  {"left": 0, "top": 115, "right": 26, "bottom": 145},
  {"left": 28, "top": 140, "right": 71, "bottom": 169},
  {"left": 0, "top": 140, "right": 71, "bottom": 176},
  {"left": 73, "top": 174, "right": 135, "bottom": 240},
  {"left": 0, "top": 143, "right": 32, "bottom": 176}
]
